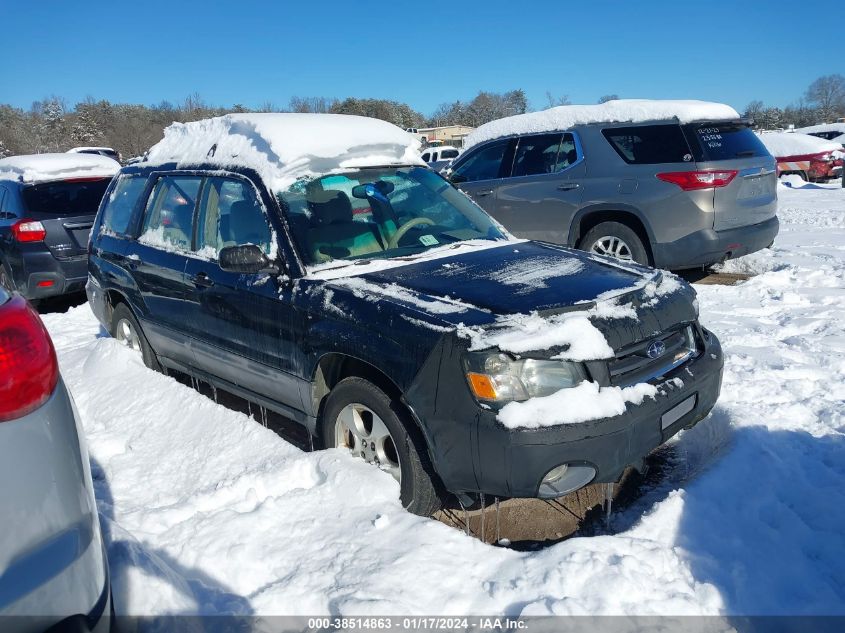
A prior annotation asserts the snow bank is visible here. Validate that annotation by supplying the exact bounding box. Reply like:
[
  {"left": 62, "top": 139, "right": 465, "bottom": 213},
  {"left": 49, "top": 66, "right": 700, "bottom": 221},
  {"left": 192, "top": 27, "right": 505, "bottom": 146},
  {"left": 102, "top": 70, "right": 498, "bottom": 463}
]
[
  {"left": 0, "top": 153, "right": 119, "bottom": 183},
  {"left": 145, "top": 113, "right": 425, "bottom": 193},
  {"left": 756, "top": 131, "right": 842, "bottom": 158},
  {"left": 465, "top": 100, "right": 740, "bottom": 149}
]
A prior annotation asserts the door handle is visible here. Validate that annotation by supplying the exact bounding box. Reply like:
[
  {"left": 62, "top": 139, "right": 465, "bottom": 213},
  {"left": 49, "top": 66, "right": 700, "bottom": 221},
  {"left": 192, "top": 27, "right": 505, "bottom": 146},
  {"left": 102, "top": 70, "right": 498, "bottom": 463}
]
[
  {"left": 190, "top": 272, "right": 214, "bottom": 288},
  {"left": 557, "top": 183, "right": 580, "bottom": 191},
  {"left": 476, "top": 190, "right": 494, "bottom": 196}
]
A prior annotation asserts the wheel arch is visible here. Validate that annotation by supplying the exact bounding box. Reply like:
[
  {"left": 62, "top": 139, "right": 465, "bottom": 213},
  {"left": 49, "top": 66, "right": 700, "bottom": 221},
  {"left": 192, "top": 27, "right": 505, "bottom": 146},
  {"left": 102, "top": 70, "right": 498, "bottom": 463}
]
[{"left": 569, "top": 205, "right": 656, "bottom": 265}]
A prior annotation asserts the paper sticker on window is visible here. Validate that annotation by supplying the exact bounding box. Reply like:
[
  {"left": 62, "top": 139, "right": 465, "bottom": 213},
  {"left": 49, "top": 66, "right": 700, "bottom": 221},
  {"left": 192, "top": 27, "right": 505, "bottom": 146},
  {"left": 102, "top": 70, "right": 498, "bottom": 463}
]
[{"left": 419, "top": 234, "right": 439, "bottom": 246}]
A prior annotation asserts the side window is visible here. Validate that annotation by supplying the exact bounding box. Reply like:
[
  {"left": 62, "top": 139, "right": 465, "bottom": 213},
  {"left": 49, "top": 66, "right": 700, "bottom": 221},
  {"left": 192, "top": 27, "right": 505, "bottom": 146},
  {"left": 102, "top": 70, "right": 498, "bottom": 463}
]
[
  {"left": 441, "top": 149, "right": 459, "bottom": 160},
  {"left": 432, "top": 152, "right": 439, "bottom": 162},
  {"left": 450, "top": 139, "right": 511, "bottom": 183},
  {"left": 422, "top": 152, "right": 430, "bottom": 162},
  {"left": 100, "top": 175, "right": 147, "bottom": 237},
  {"left": 555, "top": 133, "right": 579, "bottom": 170},
  {"left": 511, "top": 134, "right": 564, "bottom": 178},
  {"left": 602, "top": 125, "right": 692, "bottom": 164},
  {"left": 139, "top": 176, "right": 202, "bottom": 252},
  {"left": 196, "top": 177, "right": 272, "bottom": 258}
]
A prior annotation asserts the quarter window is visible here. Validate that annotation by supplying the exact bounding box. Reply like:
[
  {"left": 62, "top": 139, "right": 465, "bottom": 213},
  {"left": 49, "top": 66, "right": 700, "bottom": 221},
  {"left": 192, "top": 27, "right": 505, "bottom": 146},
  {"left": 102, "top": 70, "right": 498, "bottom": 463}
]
[
  {"left": 603, "top": 125, "right": 693, "bottom": 164},
  {"left": 140, "top": 176, "right": 202, "bottom": 252},
  {"left": 450, "top": 139, "right": 511, "bottom": 183},
  {"left": 196, "top": 177, "right": 272, "bottom": 258}
]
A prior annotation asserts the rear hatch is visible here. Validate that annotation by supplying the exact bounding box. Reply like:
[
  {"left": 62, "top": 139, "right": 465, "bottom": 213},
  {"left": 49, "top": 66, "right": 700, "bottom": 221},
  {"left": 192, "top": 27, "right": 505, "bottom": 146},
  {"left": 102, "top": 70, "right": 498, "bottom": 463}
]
[
  {"left": 21, "top": 177, "right": 112, "bottom": 259},
  {"left": 683, "top": 121, "right": 777, "bottom": 231}
]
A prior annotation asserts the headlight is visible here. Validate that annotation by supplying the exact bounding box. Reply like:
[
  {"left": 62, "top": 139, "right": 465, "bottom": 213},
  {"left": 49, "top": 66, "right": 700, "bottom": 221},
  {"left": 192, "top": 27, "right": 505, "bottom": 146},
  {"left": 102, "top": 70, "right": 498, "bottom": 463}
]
[{"left": 463, "top": 352, "right": 586, "bottom": 403}]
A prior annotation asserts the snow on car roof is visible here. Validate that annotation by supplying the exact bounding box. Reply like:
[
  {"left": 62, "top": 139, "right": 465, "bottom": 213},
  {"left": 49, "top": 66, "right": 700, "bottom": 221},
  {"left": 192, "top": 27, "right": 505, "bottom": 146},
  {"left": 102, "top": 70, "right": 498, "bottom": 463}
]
[
  {"left": 67, "top": 146, "right": 118, "bottom": 153},
  {"left": 756, "top": 132, "right": 843, "bottom": 158},
  {"left": 0, "top": 153, "right": 120, "bottom": 183},
  {"left": 144, "top": 113, "right": 425, "bottom": 192},
  {"left": 465, "top": 99, "right": 741, "bottom": 149},
  {"left": 793, "top": 123, "right": 845, "bottom": 135}
]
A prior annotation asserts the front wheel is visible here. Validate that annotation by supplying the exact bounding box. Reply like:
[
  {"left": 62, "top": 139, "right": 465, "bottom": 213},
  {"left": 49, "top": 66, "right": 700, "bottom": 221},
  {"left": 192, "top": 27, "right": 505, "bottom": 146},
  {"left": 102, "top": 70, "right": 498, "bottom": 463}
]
[
  {"left": 580, "top": 221, "right": 649, "bottom": 265},
  {"left": 321, "top": 377, "right": 440, "bottom": 516},
  {"left": 110, "top": 303, "right": 165, "bottom": 373}
]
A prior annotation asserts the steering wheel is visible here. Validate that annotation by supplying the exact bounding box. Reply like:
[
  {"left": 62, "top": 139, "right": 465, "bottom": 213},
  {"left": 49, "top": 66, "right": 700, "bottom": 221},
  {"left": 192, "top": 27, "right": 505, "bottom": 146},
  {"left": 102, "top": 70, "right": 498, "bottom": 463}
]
[{"left": 387, "top": 217, "right": 436, "bottom": 249}]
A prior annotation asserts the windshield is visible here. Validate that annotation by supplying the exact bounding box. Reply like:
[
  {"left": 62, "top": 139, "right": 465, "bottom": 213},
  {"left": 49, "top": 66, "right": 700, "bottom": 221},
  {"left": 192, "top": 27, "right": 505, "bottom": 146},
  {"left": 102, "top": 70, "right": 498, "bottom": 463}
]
[{"left": 277, "top": 166, "right": 507, "bottom": 266}]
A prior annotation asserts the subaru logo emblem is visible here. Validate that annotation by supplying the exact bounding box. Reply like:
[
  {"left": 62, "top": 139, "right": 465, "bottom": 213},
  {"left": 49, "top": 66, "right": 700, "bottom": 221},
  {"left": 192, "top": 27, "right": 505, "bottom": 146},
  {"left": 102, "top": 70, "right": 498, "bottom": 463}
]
[{"left": 647, "top": 341, "right": 666, "bottom": 359}]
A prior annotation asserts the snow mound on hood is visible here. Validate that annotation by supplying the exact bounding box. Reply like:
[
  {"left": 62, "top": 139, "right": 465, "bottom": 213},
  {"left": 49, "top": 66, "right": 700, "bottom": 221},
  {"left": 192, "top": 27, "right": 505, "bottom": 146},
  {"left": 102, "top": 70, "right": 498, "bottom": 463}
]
[
  {"left": 145, "top": 113, "right": 425, "bottom": 192},
  {"left": 0, "top": 152, "right": 120, "bottom": 183},
  {"left": 756, "top": 132, "right": 843, "bottom": 158},
  {"left": 465, "top": 100, "right": 740, "bottom": 149}
]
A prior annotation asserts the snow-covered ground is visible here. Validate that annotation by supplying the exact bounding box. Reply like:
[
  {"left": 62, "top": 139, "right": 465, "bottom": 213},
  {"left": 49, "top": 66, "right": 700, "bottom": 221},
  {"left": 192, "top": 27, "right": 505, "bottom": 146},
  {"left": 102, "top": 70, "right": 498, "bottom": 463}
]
[{"left": 41, "top": 179, "right": 845, "bottom": 617}]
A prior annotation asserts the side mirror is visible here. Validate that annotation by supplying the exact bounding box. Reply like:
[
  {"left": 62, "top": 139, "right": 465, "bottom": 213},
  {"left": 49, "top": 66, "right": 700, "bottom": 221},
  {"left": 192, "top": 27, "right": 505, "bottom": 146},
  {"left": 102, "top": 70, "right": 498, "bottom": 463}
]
[{"left": 219, "top": 244, "right": 275, "bottom": 274}]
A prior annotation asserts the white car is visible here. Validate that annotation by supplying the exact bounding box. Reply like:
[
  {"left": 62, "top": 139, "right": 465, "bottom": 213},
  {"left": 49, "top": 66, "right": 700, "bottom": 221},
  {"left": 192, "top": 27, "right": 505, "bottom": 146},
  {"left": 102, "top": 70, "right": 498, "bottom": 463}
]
[{"left": 420, "top": 146, "right": 461, "bottom": 172}]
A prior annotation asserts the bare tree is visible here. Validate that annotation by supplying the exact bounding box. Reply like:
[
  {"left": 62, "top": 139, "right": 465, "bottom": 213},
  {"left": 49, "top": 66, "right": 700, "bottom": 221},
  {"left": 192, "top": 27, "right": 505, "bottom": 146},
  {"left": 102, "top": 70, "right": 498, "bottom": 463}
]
[
  {"left": 805, "top": 74, "right": 845, "bottom": 122},
  {"left": 545, "top": 91, "right": 571, "bottom": 108},
  {"left": 598, "top": 94, "right": 620, "bottom": 104}
]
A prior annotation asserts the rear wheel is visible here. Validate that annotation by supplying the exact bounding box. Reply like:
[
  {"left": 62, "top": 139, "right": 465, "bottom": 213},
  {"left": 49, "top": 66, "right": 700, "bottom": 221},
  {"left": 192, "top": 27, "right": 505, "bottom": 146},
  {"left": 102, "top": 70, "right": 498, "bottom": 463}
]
[
  {"left": 321, "top": 377, "right": 440, "bottom": 516},
  {"left": 580, "top": 221, "right": 649, "bottom": 265},
  {"left": 110, "top": 303, "right": 165, "bottom": 373}
]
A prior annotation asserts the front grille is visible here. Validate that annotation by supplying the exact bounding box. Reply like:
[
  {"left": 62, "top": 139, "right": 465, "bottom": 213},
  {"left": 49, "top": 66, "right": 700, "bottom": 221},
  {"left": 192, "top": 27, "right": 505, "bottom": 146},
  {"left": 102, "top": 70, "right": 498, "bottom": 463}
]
[{"left": 608, "top": 325, "right": 699, "bottom": 387}]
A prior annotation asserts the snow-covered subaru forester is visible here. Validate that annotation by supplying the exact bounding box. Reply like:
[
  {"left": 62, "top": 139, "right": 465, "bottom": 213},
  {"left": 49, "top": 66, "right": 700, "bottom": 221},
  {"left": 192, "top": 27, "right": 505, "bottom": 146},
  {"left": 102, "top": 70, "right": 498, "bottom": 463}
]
[{"left": 87, "top": 113, "right": 723, "bottom": 515}]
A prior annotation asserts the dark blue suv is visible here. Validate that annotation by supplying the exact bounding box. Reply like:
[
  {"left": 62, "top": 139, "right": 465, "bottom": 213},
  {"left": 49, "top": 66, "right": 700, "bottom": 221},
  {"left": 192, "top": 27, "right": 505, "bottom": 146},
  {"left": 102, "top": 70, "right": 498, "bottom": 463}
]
[
  {"left": 0, "top": 153, "right": 118, "bottom": 302},
  {"left": 87, "top": 113, "right": 724, "bottom": 515}
]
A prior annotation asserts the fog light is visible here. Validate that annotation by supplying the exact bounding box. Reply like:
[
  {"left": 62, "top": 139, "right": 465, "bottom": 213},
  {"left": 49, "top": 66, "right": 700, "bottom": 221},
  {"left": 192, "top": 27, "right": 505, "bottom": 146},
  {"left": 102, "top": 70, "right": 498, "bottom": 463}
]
[{"left": 538, "top": 463, "right": 597, "bottom": 498}]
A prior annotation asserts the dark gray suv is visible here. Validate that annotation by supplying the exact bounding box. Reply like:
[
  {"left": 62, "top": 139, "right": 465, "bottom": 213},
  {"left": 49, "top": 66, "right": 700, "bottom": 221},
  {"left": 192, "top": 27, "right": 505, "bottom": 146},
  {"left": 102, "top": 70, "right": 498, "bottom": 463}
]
[{"left": 446, "top": 101, "right": 779, "bottom": 269}]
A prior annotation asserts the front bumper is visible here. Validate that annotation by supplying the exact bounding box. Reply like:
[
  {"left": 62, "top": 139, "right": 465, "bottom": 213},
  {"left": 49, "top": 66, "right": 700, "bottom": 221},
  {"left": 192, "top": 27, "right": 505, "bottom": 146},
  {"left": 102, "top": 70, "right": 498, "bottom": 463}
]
[
  {"left": 653, "top": 215, "right": 779, "bottom": 270},
  {"left": 412, "top": 327, "right": 724, "bottom": 500}
]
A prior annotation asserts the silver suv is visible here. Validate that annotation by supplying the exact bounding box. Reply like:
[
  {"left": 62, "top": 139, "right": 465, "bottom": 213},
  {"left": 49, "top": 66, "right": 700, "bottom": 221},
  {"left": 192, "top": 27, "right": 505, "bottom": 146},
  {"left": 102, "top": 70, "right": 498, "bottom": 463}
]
[{"left": 445, "top": 102, "right": 779, "bottom": 269}]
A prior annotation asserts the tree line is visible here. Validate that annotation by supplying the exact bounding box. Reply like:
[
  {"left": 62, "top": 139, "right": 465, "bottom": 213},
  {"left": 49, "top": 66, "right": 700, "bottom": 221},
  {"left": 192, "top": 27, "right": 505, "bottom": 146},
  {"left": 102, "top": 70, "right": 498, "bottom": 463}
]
[{"left": 0, "top": 75, "right": 842, "bottom": 160}]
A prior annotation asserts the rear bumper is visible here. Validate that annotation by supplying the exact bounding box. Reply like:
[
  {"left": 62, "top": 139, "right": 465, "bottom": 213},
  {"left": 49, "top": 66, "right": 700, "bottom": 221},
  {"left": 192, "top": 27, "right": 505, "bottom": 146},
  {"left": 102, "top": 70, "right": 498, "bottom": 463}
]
[
  {"left": 4, "top": 247, "right": 88, "bottom": 300},
  {"left": 653, "top": 215, "right": 779, "bottom": 270}
]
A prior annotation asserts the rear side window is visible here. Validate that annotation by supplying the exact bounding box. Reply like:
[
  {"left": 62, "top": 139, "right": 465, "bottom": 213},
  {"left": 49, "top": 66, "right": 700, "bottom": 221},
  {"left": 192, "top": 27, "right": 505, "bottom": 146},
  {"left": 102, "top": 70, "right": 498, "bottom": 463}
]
[
  {"left": 441, "top": 148, "right": 459, "bottom": 159},
  {"left": 21, "top": 178, "right": 112, "bottom": 217},
  {"left": 450, "top": 138, "right": 511, "bottom": 183},
  {"left": 100, "top": 175, "right": 147, "bottom": 237},
  {"left": 602, "top": 125, "right": 693, "bottom": 164},
  {"left": 196, "top": 177, "right": 272, "bottom": 258},
  {"left": 139, "top": 176, "right": 202, "bottom": 252},
  {"left": 684, "top": 123, "right": 770, "bottom": 161}
]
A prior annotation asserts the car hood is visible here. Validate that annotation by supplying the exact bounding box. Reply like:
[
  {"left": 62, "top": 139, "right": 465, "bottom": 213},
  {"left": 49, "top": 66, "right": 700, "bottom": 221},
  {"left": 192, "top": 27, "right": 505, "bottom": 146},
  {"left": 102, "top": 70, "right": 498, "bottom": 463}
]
[{"left": 324, "top": 241, "right": 659, "bottom": 326}]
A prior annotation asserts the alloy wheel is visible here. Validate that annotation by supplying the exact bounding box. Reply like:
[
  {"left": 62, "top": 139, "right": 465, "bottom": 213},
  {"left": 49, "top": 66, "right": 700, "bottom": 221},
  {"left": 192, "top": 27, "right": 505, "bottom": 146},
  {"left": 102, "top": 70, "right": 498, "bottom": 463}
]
[
  {"left": 335, "top": 403, "right": 402, "bottom": 483},
  {"left": 115, "top": 317, "right": 142, "bottom": 352},
  {"left": 590, "top": 235, "right": 634, "bottom": 261}
]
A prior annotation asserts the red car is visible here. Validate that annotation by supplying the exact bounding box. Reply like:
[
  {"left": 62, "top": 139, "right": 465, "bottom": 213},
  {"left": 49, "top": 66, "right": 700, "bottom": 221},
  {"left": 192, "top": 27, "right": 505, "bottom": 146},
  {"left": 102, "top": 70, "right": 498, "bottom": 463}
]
[{"left": 757, "top": 132, "right": 844, "bottom": 182}]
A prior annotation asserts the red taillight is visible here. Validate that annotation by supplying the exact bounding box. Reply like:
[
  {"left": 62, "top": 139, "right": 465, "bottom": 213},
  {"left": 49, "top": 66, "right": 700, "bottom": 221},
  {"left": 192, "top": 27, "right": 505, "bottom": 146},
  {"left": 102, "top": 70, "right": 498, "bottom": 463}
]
[
  {"left": 0, "top": 296, "right": 59, "bottom": 421},
  {"left": 11, "top": 219, "right": 47, "bottom": 243},
  {"left": 656, "top": 170, "right": 738, "bottom": 191}
]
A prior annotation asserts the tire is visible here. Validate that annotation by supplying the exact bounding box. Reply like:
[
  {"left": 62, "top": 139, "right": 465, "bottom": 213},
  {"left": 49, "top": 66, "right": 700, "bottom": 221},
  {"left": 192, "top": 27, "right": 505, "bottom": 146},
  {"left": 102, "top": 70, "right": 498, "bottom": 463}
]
[
  {"left": 321, "top": 377, "right": 440, "bottom": 516},
  {"left": 580, "top": 221, "right": 650, "bottom": 265},
  {"left": 0, "top": 261, "right": 14, "bottom": 292},
  {"left": 110, "top": 302, "right": 165, "bottom": 373}
]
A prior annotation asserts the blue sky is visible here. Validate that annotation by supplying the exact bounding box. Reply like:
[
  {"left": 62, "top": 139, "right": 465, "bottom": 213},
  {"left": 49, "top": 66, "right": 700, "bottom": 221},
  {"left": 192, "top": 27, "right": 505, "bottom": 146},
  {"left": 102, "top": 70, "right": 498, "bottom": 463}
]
[{"left": 5, "top": 0, "right": 842, "bottom": 115}]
